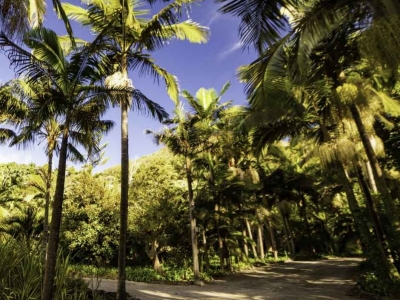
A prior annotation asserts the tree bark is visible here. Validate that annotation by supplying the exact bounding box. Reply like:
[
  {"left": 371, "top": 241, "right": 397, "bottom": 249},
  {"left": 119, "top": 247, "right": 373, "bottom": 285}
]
[
  {"left": 245, "top": 218, "right": 257, "bottom": 258},
  {"left": 366, "top": 161, "right": 378, "bottom": 193},
  {"left": 257, "top": 223, "right": 265, "bottom": 259},
  {"left": 117, "top": 100, "right": 129, "bottom": 300},
  {"left": 146, "top": 236, "right": 161, "bottom": 272},
  {"left": 241, "top": 221, "right": 249, "bottom": 259},
  {"left": 42, "top": 150, "right": 53, "bottom": 261},
  {"left": 117, "top": 49, "right": 131, "bottom": 300},
  {"left": 186, "top": 157, "right": 201, "bottom": 285},
  {"left": 42, "top": 122, "right": 69, "bottom": 300}
]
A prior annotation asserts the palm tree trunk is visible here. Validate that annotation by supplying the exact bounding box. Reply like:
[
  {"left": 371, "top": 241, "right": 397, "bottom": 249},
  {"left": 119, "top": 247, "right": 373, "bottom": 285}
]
[
  {"left": 202, "top": 229, "right": 210, "bottom": 272},
  {"left": 42, "top": 123, "right": 69, "bottom": 300},
  {"left": 42, "top": 150, "right": 53, "bottom": 261},
  {"left": 215, "top": 203, "right": 225, "bottom": 270},
  {"left": 245, "top": 218, "right": 257, "bottom": 258},
  {"left": 366, "top": 161, "right": 378, "bottom": 193},
  {"left": 355, "top": 161, "right": 387, "bottom": 251},
  {"left": 299, "top": 194, "right": 314, "bottom": 257},
  {"left": 349, "top": 104, "right": 400, "bottom": 269},
  {"left": 266, "top": 214, "right": 278, "bottom": 260},
  {"left": 257, "top": 223, "right": 265, "bottom": 259},
  {"left": 241, "top": 221, "right": 249, "bottom": 259},
  {"left": 286, "top": 215, "right": 296, "bottom": 259},
  {"left": 186, "top": 157, "right": 201, "bottom": 285},
  {"left": 117, "top": 101, "right": 129, "bottom": 300},
  {"left": 117, "top": 49, "right": 130, "bottom": 300}
]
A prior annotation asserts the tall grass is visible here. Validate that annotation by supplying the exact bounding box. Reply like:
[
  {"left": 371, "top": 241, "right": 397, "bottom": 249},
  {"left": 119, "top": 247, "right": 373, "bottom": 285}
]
[{"left": 0, "top": 236, "right": 91, "bottom": 300}]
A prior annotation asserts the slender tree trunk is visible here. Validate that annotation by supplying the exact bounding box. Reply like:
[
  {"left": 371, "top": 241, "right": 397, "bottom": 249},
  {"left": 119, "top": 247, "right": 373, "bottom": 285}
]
[
  {"left": 281, "top": 211, "right": 295, "bottom": 259},
  {"left": 349, "top": 104, "right": 400, "bottom": 269},
  {"left": 286, "top": 215, "right": 296, "bottom": 259},
  {"left": 245, "top": 218, "right": 257, "bottom": 258},
  {"left": 42, "top": 150, "right": 53, "bottom": 261},
  {"left": 257, "top": 223, "right": 265, "bottom": 259},
  {"left": 42, "top": 123, "right": 69, "bottom": 300},
  {"left": 117, "top": 51, "right": 131, "bottom": 300},
  {"left": 117, "top": 101, "right": 129, "bottom": 300},
  {"left": 355, "top": 162, "right": 387, "bottom": 251},
  {"left": 215, "top": 203, "right": 224, "bottom": 271},
  {"left": 266, "top": 214, "right": 278, "bottom": 260},
  {"left": 299, "top": 194, "right": 314, "bottom": 257},
  {"left": 241, "top": 221, "right": 249, "bottom": 259},
  {"left": 366, "top": 161, "right": 378, "bottom": 193},
  {"left": 202, "top": 229, "right": 210, "bottom": 272},
  {"left": 186, "top": 157, "right": 201, "bottom": 285}
]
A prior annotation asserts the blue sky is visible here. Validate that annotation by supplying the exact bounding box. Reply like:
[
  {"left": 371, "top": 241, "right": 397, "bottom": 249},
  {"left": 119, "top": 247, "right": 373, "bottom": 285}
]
[{"left": 0, "top": 0, "right": 256, "bottom": 171}]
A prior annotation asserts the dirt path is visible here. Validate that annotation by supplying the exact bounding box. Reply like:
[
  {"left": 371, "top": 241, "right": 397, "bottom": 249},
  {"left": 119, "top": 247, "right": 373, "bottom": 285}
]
[{"left": 89, "top": 258, "right": 362, "bottom": 300}]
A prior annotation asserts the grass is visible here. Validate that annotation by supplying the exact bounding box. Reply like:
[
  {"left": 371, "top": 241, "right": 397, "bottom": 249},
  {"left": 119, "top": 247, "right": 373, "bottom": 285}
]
[{"left": 70, "top": 255, "right": 288, "bottom": 284}]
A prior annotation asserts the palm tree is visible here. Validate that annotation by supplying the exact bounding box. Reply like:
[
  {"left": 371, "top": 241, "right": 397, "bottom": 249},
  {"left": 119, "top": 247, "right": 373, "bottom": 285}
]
[
  {"left": 0, "top": 0, "right": 74, "bottom": 42},
  {"left": 0, "top": 27, "right": 166, "bottom": 300},
  {"left": 62, "top": 1, "right": 208, "bottom": 296},
  {"left": 7, "top": 78, "right": 107, "bottom": 256},
  {"left": 147, "top": 104, "right": 207, "bottom": 285},
  {"left": 0, "top": 83, "right": 28, "bottom": 145}
]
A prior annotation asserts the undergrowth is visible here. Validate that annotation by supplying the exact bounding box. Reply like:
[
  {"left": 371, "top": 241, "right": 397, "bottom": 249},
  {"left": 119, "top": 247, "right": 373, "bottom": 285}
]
[{"left": 71, "top": 255, "right": 288, "bottom": 284}]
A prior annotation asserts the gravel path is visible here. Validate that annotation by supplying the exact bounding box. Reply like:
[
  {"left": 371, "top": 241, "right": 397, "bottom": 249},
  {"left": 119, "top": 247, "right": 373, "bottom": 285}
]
[{"left": 88, "top": 258, "right": 362, "bottom": 300}]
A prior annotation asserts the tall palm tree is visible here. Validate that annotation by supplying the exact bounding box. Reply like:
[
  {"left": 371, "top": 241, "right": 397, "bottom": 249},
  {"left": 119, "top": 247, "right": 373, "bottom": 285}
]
[
  {"left": 62, "top": 1, "right": 208, "bottom": 296},
  {"left": 147, "top": 104, "right": 207, "bottom": 285},
  {"left": 0, "top": 27, "right": 166, "bottom": 300}
]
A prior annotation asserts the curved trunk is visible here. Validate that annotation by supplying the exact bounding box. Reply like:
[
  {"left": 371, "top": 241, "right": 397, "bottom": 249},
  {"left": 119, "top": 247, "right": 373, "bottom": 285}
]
[
  {"left": 186, "top": 157, "right": 200, "bottom": 285},
  {"left": 42, "top": 150, "right": 53, "bottom": 261},
  {"left": 42, "top": 120, "right": 69, "bottom": 300},
  {"left": 349, "top": 104, "right": 400, "bottom": 270}
]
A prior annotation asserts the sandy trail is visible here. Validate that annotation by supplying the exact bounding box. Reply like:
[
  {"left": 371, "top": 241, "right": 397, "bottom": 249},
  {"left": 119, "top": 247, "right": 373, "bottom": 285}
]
[{"left": 89, "top": 258, "right": 362, "bottom": 300}]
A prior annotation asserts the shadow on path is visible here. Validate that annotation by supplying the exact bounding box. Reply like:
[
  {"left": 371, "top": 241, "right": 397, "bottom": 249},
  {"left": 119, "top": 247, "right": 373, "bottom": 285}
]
[{"left": 91, "top": 258, "right": 362, "bottom": 300}]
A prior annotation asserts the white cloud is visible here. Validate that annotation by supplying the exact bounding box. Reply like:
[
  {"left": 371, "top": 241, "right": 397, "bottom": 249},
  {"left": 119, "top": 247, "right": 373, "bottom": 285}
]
[
  {"left": 207, "top": 12, "right": 221, "bottom": 27},
  {"left": 218, "top": 41, "right": 243, "bottom": 59}
]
